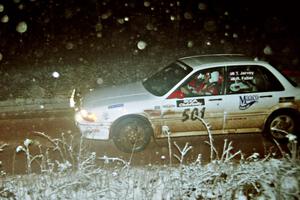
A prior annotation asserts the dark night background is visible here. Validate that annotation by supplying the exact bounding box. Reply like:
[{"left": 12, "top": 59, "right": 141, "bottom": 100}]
[{"left": 0, "top": 0, "right": 299, "bottom": 100}]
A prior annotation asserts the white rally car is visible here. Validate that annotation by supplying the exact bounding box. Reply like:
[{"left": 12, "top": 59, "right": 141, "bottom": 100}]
[{"left": 75, "top": 54, "right": 300, "bottom": 152}]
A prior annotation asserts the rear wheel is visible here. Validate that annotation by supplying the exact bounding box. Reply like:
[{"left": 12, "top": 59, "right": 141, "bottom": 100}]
[
  {"left": 112, "top": 117, "right": 152, "bottom": 153},
  {"left": 265, "top": 112, "right": 296, "bottom": 141}
]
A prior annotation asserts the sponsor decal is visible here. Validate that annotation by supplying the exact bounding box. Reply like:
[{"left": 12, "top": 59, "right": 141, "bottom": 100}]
[
  {"left": 239, "top": 95, "right": 259, "bottom": 110},
  {"left": 162, "top": 104, "right": 175, "bottom": 108},
  {"left": 176, "top": 98, "right": 205, "bottom": 107},
  {"left": 154, "top": 106, "right": 160, "bottom": 110},
  {"left": 108, "top": 103, "right": 124, "bottom": 109}
]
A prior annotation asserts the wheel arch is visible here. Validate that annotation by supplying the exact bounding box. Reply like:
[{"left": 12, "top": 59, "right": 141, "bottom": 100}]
[{"left": 109, "top": 114, "right": 154, "bottom": 138}]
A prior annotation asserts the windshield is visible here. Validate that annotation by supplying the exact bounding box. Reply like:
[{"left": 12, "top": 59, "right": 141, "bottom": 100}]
[{"left": 142, "top": 62, "right": 192, "bottom": 96}]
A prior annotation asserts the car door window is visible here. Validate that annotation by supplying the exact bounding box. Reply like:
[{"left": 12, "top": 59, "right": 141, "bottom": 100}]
[
  {"left": 226, "top": 65, "right": 284, "bottom": 94},
  {"left": 258, "top": 67, "right": 284, "bottom": 91},
  {"left": 176, "top": 67, "right": 225, "bottom": 98}
]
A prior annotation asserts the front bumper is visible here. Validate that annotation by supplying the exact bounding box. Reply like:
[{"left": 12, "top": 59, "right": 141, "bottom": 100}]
[{"left": 77, "top": 123, "right": 110, "bottom": 140}]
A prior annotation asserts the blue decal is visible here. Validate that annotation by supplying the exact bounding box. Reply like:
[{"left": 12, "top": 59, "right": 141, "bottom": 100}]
[
  {"left": 108, "top": 103, "right": 124, "bottom": 109},
  {"left": 239, "top": 95, "right": 259, "bottom": 110}
]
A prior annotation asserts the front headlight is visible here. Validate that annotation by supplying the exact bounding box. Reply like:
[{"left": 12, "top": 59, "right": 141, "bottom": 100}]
[{"left": 79, "top": 109, "right": 97, "bottom": 122}]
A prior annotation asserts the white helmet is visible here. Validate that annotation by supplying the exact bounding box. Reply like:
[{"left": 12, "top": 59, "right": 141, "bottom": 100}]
[{"left": 209, "top": 71, "right": 219, "bottom": 83}]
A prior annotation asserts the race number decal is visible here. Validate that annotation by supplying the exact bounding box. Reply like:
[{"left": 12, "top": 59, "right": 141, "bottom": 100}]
[{"left": 182, "top": 107, "right": 205, "bottom": 122}]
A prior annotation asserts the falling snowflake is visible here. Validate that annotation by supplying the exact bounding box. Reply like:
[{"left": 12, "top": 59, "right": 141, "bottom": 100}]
[
  {"left": 95, "top": 23, "right": 103, "bottom": 32},
  {"left": 206, "top": 41, "right": 211, "bottom": 46},
  {"left": 101, "top": 11, "right": 112, "bottom": 20},
  {"left": 117, "top": 18, "right": 125, "bottom": 24},
  {"left": 170, "top": 15, "right": 176, "bottom": 21},
  {"left": 1, "top": 15, "right": 9, "bottom": 23},
  {"left": 16, "top": 21, "right": 28, "bottom": 33},
  {"left": 184, "top": 12, "right": 193, "bottom": 20},
  {"left": 263, "top": 45, "right": 273, "bottom": 55},
  {"left": 187, "top": 41, "right": 194, "bottom": 48},
  {"left": 52, "top": 71, "right": 60, "bottom": 78},
  {"left": 97, "top": 78, "right": 104, "bottom": 85},
  {"left": 0, "top": 52, "right": 2, "bottom": 61},
  {"left": 18, "top": 4, "right": 24, "bottom": 10},
  {"left": 0, "top": 4, "right": 4, "bottom": 12},
  {"left": 198, "top": 3, "right": 207, "bottom": 11},
  {"left": 96, "top": 32, "right": 102, "bottom": 38},
  {"left": 144, "top": 1, "right": 150, "bottom": 7},
  {"left": 146, "top": 23, "right": 154, "bottom": 31},
  {"left": 137, "top": 41, "right": 147, "bottom": 50},
  {"left": 65, "top": 42, "right": 74, "bottom": 50}
]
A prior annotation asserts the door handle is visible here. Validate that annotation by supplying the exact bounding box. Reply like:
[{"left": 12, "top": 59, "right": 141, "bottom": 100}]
[
  {"left": 260, "top": 95, "right": 273, "bottom": 98},
  {"left": 209, "top": 98, "right": 222, "bottom": 101}
]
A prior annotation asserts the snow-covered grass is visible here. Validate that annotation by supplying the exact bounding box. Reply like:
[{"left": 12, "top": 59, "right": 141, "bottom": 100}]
[
  {"left": 1, "top": 156, "right": 299, "bottom": 199},
  {"left": 0, "top": 120, "right": 299, "bottom": 199},
  {"left": 0, "top": 138, "right": 299, "bottom": 199}
]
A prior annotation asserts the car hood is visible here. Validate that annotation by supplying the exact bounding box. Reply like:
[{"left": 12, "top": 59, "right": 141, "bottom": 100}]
[{"left": 82, "top": 82, "right": 154, "bottom": 108}]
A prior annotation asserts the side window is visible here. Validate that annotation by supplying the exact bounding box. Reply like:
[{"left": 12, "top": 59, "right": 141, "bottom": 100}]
[
  {"left": 226, "top": 65, "right": 284, "bottom": 94},
  {"left": 258, "top": 67, "right": 284, "bottom": 91},
  {"left": 172, "top": 67, "right": 224, "bottom": 98},
  {"left": 227, "top": 66, "right": 259, "bottom": 94}
]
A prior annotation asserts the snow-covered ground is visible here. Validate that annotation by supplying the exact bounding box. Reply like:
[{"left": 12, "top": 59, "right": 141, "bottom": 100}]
[{"left": 0, "top": 136, "right": 299, "bottom": 200}]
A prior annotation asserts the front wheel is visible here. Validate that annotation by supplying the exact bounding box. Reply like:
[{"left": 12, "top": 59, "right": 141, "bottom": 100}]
[
  {"left": 265, "top": 112, "right": 296, "bottom": 141},
  {"left": 112, "top": 117, "right": 153, "bottom": 153}
]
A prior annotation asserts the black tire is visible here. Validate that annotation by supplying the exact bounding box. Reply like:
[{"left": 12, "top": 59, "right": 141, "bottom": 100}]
[
  {"left": 112, "top": 117, "right": 152, "bottom": 153},
  {"left": 265, "top": 111, "right": 297, "bottom": 141}
]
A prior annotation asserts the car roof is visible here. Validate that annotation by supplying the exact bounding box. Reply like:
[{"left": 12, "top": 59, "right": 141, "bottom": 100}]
[{"left": 178, "top": 54, "right": 257, "bottom": 69}]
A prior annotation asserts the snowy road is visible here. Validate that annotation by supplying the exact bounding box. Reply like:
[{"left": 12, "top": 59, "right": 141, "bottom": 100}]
[{"left": 0, "top": 111, "right": 284, "bottom": 174}]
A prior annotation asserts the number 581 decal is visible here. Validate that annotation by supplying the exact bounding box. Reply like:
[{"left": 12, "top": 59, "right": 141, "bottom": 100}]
[{"left": 182, "top": 107, "right": 205, "bottom": 122}]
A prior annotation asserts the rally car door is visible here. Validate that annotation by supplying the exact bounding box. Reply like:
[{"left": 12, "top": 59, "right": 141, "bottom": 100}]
[
  {"left": 161, "top": 67, "right": 226, "bottom": 137},
  {"left": 222, "top": 65, "right": 285, "bottom": 132}
]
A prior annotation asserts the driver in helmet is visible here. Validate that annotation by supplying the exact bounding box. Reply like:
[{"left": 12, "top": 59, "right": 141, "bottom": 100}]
[{"left": 186, "top": 71, "right": 220, "bottom": 95}]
